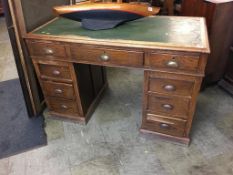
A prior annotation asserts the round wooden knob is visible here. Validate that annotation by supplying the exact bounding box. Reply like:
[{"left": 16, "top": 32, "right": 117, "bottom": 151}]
[
  {"left": 162, "top": 104, "right": 174, "bottom": 110},
  {"left": 54, "top": 89, "right": 63, "bottom": 94},
  {"left": 52, "top": 70, "right": 60, "bottom": 75},
  {"left": 160, "top": 123, "right": 170, "bottom": 129},
  {"left": 166, "top": 60, "right": 179, "bottom": 68},
  {"left": 163, "top": 84, "right": 176, "bottom": 91},
  {"left": 100, "top": 53, "right": 110, "bottom": 61}
]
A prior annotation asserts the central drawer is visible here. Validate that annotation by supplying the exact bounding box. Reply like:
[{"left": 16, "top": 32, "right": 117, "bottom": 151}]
[{"left": 70, "top": 45, "right": 143, "bottom": 67}]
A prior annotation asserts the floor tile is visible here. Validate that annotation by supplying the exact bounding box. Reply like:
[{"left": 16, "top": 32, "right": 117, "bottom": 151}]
[
  {"left": 8, "top": 152, "right": 27, "bottom": 175},
  {"left": 192, "top": 121, "right": 233, "bottom": 159},
  {"left": 71, "top": 155, "right": 120, "bottom": 175},
  {"left": 63, "top": 116, "right": 105, "bottom": 145},
  {"left": 65, "top": 141, "right": 112, "bottom": 167},
  {"left": 151, "top": 142, "right": 215, "bottom": 175},
  {"left": 0, "top": 40, "right": 18, "bottom": 82},
  {"left": 0, "top": 158, "right": 9, "bottom": 175},
  {"left": 62, "top": 111, "right": 112, "bottom": 166},
  {"left": 206, "top": 151, "right": 233, "bottom": 175},
  {"left": 44, "top": 113, "right": 65, "bottom": 142},
  {"left": 0, "top": 18, "right": 10, "bottom": 42},
  {"left": 24, "top": 139, "right": 71, "bottom": 175},
  {"left": 114, "top": 144, "right": 169, "bottom": 175}
]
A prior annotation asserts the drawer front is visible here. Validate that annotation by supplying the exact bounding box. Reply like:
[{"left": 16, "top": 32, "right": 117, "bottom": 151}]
[
  {"left": 149, "top": 78, "right": 194, "bottom": 97},
  {"left": 70, "top": 45, "right": 143, "bottom": 67},
  {"left": 28, "top": 41, "right": 67, "bottom": 58},
  {"left": 38, "top": 63, "right": 72, "bottom": 81},
  {"left": 145, "top": 52, "right": 200, "bottom": 72},
  {"left": 143, "top": 114, "right": 186, "bottom": 137},
  {"left": 41, "top": 81, "right": 75, "bottom": 99},
  {"left": 147, "top": 94, "right": 190, "bottom": 118},
  {"left": 47, "top": 97, "right": 79, "bottom": 115}
]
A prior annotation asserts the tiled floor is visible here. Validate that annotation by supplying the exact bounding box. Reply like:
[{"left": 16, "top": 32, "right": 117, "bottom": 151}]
[{"left": 1, "top": 16, "right": 233, "bottom": 175}]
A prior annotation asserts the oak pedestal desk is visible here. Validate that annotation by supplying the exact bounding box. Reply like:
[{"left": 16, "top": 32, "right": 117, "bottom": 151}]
[{"left": 25, "top": 16, "right": 210, "bottom": 145}]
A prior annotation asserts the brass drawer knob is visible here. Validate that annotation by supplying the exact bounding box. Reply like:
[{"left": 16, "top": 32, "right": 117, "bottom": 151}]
[
  {"left": 160, "top": 123, "right": 170, "bottom": 129},
  {"left": 100, "top": 53, "right": 110, "bottom": 61},
  {"left": 166, "top": 60, "right": 179, "bottom": 68},
  {"left": 163, "top": 84, "right": 176, "bottom": 91},
  {"left": 52, "top": 70, "right": 61, "bottom": 75},
  {"left": 61, "top": 104, "right": 68, "bottom": 109},
  {"left": 54, "top": 89, "right": 63, "bottom": 94},
  {"left": 44, "top": 48, "right": 54, "bottom": 54},
  {"left": 162, "top": 104, "right": 174, "bottom": 110}
]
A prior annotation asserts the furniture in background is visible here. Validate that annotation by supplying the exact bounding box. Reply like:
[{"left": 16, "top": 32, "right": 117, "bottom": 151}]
[
  {"left": 25, "top": 16, "right": 209, "bottom": 144},
  {"left": 163, "top": 0, "right": 174, "bottom": 15},
  {"left": 181, "top": 0, "right": 233, "bottom": 86},
  {"left": 0, "top": 0, "right": 3, "bottom": 15},
  {"left": 219, "top": 46, "right": 233, "bottom": 95},
  {"left": 159, "top": 0, "right": 182, "bottom": 15}
]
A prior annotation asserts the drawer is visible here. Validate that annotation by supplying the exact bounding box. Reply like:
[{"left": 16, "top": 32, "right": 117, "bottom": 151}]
[
  {"left": 37, "top": 63, "right": 72, "bottom": 82},
  {"left": 147, "top": 94, "right": 190, "bottom": 118},
  {"left": 41, "top": 81, "right": 75, "bottom": 100},
  {"left": 28, "top": 40, "right": 67, "bottom": 58},
  {"left": 70, "top": 45, "right": 143, "bottom": 67},
  {"left": 47, "top": 97, "right": 79, "bottom": 115},
  {"left": 149, "top": 77, "right": 194, "bottom": 97},
  {"left": 145, "top": 52, "right": 200, "bottom": 72},
  {"left": 143, "top": 113, "right": 186, "bottom": 137}
]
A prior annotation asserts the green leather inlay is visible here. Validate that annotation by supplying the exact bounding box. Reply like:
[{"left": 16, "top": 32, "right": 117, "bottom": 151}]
[{"left": 33, "top": 16, "right": 205, "bottom": 48}]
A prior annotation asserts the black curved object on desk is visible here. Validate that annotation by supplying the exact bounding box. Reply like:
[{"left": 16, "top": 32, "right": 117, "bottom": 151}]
[
  {"left": 61, "top": 10, "right": 143, "bottom": 30},
  {"left": 53, "top": 3, "right": 160, "bottom": 30}
]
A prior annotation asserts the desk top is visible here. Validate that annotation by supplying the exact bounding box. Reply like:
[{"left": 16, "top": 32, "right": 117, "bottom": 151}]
[{"left": 29, "top": 16, "right": 210, "bottom": 53}]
